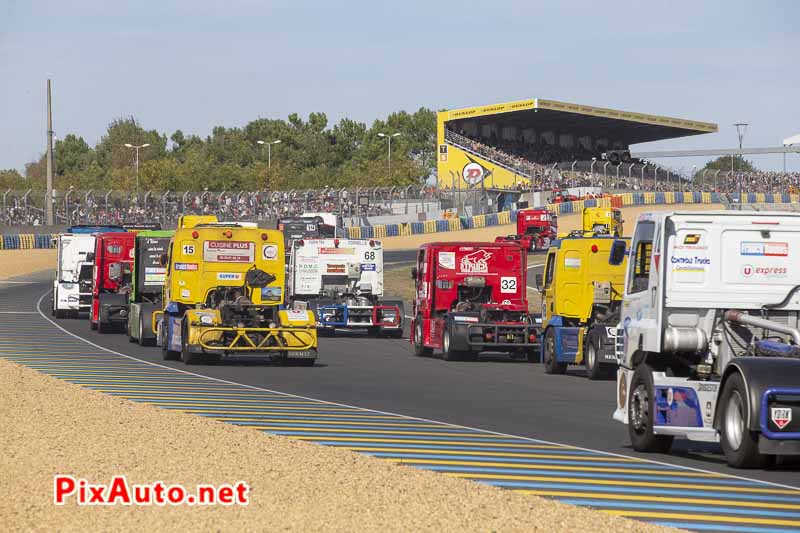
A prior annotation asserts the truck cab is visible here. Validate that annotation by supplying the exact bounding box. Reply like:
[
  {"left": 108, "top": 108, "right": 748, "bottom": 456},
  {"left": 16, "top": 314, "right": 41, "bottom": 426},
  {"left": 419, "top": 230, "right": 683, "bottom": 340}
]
[
  {"left": 613, "top": 211, "right": 800, "bottom": 467},
  {"left": 177, "top": 215, "right": 219, "bottom": 228},
  {"left": 410, "top": 242, "right": 537, "bottom": 361},
  {"left": 155, "top": 224, "right": 318, "bottom": 366},
  {"left": 538, "top": 235, "right": 628, "bottom": 379},
  {"left": 582, "top": 207, "right": 623, "bottom": 236},
  {"left": 91, "top": 231, "right": 136, "bottom": 332},
  {"left": 496, "top": 208, "right": 557, "bottom": 252},
  {"left": 127, "top": 230, "right": 173, "bottom": 345},
  {"left": 287, "top": 238, "right": 403, "bottom": 337},
  {"left": 52, "top": 225, "right": 125, "bottom": 318}
]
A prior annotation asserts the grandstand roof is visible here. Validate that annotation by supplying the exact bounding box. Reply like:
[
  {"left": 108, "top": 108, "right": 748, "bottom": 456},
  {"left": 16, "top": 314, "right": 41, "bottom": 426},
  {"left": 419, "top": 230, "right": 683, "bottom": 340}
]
[{"left": 441, "top": 98, "right": 718, "bottom": 145}]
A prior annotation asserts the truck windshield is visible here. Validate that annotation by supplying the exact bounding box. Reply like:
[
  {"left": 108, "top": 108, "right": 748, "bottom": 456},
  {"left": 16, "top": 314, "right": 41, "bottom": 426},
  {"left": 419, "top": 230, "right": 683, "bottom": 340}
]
[{"left": 628, "top": 221, "right": 655, "bottom": 294}]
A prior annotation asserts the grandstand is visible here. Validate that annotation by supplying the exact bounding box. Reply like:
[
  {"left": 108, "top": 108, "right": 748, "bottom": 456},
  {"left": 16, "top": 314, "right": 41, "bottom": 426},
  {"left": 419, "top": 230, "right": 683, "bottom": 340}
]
[{"left": 437, "top": 98, "right": 718, "bottom": 190}]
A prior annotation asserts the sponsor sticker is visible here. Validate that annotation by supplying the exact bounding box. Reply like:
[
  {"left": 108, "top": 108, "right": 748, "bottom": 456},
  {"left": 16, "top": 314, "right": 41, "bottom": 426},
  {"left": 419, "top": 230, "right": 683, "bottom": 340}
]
[
  {"left": 459, "top": 250, "right": 492, "bottom": 273},
  {"left": 174, "top": 262, "right": 198, "bottom": 271},
  {"left": 741, "top": 241, "right": 789, "bottom": 257},
  {"left": 771, "top": 407, "right": 792, "bottom": 429},
  {"left": 684, "top": 234, "right": 701, "bottom": 245},
  {"left": 261, "top": 286, "right": 282, "bottom": 301},
  {"left": 217, "top": 272, "right": 243, "bottom": 281},
  {"left": 144, "top": 274, "right": 166, "bottom": 284},
  {"left": 203, "top": 241, "right": 255, "bottom": 263},
  {"left": 360, "top": 263, "right": 376, "bottom": 272},
  {"left": 286, "top": 309, "right": 308, "bottom": 321},
  {"left": 742, "top": 265, "right": 788, "bottom": 278},
  {"left": 327, "top": 264, "right": 346, "bottom": 274},
  {"left": 564, "top": 257, "right": 581, "bottom": 269},
  {"left": 453, "top": 316, "right": 479, "bottom": 323},
  {"left": 320, "top": 247, "right": 354, "bottom": 255},
  {"left": 180, "top": 289, "right": 190, "bottom": 298},
  {"left": 262, "top": 244, "right": 278, "bottom": 260},
  {"left": 438, "top": 251, "right": 456, "bottom": 270}
]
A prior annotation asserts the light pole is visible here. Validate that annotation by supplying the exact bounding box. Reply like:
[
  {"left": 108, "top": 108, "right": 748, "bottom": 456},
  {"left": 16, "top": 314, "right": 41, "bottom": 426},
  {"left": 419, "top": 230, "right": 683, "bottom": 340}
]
[
  {"left": 124, "top": 143, "right": 150, "bottom": 192},
  {"left": 733, "top": 123, "right": 748, "bottom": 195},
  {"left": 257, "top": 139, "right": 282, "bottom": 168},
  {"left": 378, "top": 132, "right": 401, "bottom": 175}
]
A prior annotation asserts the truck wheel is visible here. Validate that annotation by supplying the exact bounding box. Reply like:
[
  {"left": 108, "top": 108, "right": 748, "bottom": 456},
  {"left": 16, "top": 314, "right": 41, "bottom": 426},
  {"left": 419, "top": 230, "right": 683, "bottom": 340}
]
[
  {"left": 543, "top": 328, "right": 567, "bottom": 374},
  {"left": 585, "top": 332, "right": 606, "bottom": 380},
  {"left": 55, "top": 309, "right": 66, "bottom": 319},
  {"left": 628, "top": 363, "right": 673, "bottom": 453},
  {"left": 720, "top": 373, "right": 767, "bottom": 468},
  {"left": 181, "top": 323, "right": 201, "bottom": 365},
  {"left": 97, "top": 320, "right": 107, "bottom": 334},
  {"left": 90, "top": 321, "right": 97, "bottom": 331},
  {"left": 161, "top": 322, "right": 180, "bottom": 361},
  {"left": 367, "top": 326, "right": 381, "bottom": 337},
  {"left": 138, "top": 316, "right": 153, "bottom": 347},
  {"left": 442, "top": 325, "right": 464, "bottom": 361},
  {"left": 413, "top": 316, "right": 433, "bottom": 357}
]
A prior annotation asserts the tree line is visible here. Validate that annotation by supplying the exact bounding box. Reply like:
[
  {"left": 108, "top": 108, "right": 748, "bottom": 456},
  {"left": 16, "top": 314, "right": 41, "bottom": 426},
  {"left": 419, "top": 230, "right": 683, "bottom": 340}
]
[{"left": 0, "top": 108, "right": 437, "bottom": 192}]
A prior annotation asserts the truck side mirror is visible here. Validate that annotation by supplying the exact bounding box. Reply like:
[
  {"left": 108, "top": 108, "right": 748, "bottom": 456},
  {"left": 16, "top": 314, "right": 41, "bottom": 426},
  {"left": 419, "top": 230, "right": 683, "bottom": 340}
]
[
  {"left": 535, "top": 274, "right": 543, "bottom": 291},
  {"left": 411, "top": 267, "right": 418, "bottom": 280},
  {"left": 160, "top": 253, "right": 168, "bottom": 267},
  {"left": 86, "top": 252, "right": 95, "bottom": 263},
  {"left": 609, "top": 240, "right": 627, "bottom": 266}
]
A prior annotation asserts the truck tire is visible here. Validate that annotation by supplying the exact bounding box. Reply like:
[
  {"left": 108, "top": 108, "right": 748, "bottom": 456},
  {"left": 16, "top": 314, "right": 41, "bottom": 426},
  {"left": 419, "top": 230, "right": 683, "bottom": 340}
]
[
  {"left": 585, "top": 331, "right": 610, "bottom": 380},
  {"left": 413, "top": 316, "right": 433, "bottom": 357},
  {"left": 719, "top": 373, "right": 767, "bottom": 468},
  {"left": 181, "top": 323, "right": 202, "bottom": 365},
  {"left": 628, "top": 363, "right": 673, "bottom": 453},
  {"left": 138, "top": 315, "right": 152, "bottom": 346},
  {"left": 161, "top": 321, "right": 180, "bottom": 361},
  {"left": 543, "top": 328, "right": 567, "bottom": 374},
  {"left": 442, "top": 324, "right": 465, "bottom": 361},
  {"left": 55, "top": 309, "right": 66, "bottom": 319}
]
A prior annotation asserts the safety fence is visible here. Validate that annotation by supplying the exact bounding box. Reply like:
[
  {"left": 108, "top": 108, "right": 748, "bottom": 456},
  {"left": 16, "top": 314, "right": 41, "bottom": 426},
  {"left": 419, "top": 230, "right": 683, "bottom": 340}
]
[
  {"left": 2, "top": 191, "right": 799, "bottom": 249},
  {"left": 344, "top": 191, "right": 800, "bottom": 239}
]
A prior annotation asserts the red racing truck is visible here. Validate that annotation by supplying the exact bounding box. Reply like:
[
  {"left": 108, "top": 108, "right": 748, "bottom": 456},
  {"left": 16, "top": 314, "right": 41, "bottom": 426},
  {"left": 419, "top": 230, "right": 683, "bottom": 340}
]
[
  {"left": 495, "top": 208, "right": 557, "bottom": 251},
  {"left": 90, "top": 231, "right": 136, "bottom": 333},
  {"left": 410, "top": 242, "right": 538, "bottom": 361}
]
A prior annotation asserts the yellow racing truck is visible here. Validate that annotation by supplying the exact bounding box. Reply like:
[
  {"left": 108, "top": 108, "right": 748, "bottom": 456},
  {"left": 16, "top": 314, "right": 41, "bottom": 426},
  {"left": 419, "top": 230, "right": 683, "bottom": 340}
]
[
  {"left": 154, "top": 223, "right": 318, "bottom": 365},
  {"left": 582, "top": 206, "right": 623, "bottom": 236},
  {"left": 535, "top": 233, "right": 629, "bottom": 379}
]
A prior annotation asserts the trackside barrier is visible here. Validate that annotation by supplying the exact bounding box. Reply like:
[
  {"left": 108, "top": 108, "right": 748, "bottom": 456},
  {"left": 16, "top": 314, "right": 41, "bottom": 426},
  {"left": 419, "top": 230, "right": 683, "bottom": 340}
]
[
  {"left": 0, "top": 233, "right": 58, "bottom": 250},
  {"left": 4, "top": 193, "right": 797, "bottom": 248}
]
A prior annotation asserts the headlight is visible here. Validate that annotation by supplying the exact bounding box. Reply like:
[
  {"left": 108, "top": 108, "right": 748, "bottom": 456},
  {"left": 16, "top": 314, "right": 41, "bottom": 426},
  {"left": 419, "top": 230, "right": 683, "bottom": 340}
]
[
  {"left": 68, "top": 296, "right": 79, "bottom": 302},
  {"left": 269, "top": 322, "right": 277, "bottom": 329},
  {"left": 200, "top": 315, "right": 214, "bottom": 325}
]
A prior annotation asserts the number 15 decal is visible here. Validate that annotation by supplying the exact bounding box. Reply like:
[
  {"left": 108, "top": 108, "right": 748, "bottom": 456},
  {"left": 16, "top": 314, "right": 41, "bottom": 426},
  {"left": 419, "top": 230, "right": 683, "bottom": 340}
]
[
  {"left": 182, "top": 244, "right": 195, "bottom": 255},
  {"left": 500, "top": 277, "right": 517, "bottom": 293}
]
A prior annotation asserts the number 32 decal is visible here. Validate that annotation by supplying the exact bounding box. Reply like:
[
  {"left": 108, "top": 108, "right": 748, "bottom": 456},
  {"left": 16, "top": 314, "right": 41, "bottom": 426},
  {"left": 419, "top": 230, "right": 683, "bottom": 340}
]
[{"left": 500, "top": 277, "right": 517, "bottom": 293}]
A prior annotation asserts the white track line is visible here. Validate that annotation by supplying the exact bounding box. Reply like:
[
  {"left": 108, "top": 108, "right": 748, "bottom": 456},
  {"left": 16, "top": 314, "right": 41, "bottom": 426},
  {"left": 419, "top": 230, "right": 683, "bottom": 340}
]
[
  {"left": 0, "top": 281, "right": 37, "bottom": 284},
  {"left": 32, "top": 290, "right": 800, "bottom": 491}
]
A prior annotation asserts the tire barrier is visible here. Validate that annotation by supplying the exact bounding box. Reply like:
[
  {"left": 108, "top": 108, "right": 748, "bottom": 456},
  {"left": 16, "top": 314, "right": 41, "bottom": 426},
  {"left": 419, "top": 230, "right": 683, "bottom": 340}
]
[
  {"left": 0, "top": 233, "right": 57, "bottom": 251},
  {"left": 341, "top": 190, "right": 795, "bottom": 240},
  {"left": 4, "top": 192, "right": 799, "bottom": 247}
]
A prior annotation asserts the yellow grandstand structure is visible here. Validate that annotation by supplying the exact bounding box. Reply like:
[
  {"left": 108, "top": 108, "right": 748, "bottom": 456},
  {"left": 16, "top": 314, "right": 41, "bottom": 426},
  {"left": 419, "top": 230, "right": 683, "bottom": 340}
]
[{"left": 436, "top": 98, "right": 717, "bottom": 190}]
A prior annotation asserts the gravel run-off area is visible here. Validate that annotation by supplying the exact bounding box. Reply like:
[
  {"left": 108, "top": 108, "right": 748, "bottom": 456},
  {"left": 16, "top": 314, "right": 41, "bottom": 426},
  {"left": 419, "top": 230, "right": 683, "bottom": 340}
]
[{"left": 0, "top": 359, "right": 674, "bottom": 532}]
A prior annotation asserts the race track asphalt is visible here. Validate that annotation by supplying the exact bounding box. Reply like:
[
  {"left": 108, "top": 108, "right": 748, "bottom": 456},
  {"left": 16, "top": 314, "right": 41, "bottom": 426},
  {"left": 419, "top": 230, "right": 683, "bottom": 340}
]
[{"left": 3, "top": 269, "right": 797, "bottom": 488}]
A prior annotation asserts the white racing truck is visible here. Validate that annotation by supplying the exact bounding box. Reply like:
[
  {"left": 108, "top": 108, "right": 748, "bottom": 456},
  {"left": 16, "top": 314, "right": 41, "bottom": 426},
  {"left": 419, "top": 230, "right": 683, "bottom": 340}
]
[
  {"left": 52, "top": 226, "right": 124, "bottom": 318},
  {"left": 288, "top": 238, "right": 403, "bottom": 338},
  {"left": 612, "top": 210, "right": 800, "bottom": 468}
]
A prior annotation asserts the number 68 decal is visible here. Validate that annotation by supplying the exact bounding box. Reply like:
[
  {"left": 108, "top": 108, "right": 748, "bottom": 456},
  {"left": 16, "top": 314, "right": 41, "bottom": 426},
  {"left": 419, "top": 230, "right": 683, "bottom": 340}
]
[{"left": 500, "top": 277, "right": 517, "bottom": 293}]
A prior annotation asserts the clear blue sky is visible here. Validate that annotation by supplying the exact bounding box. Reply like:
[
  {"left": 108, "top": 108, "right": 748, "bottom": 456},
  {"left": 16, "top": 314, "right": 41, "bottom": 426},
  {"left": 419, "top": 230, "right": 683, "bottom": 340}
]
[{"left": 2, "top": 0, "right": 798, "bottom": 174}]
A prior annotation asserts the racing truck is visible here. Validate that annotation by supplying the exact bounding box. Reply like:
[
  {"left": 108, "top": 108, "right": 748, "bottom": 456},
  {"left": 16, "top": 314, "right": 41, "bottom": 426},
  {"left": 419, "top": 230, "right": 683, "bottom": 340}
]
[
  {"left": 127, "top": 230, "right": 173, "bottom": 345},
  {"left": 612, "top": 210, "right": 800, "bottom": 468},
  {"left": 154, "top": 223, "right": 318, "bottom": 365},
  {"left": 410, "top": 242, "right": 538, "bottom": 361},
  {"left": 536, "top": 234, "right": 629, "bottom": 379},
  {"left": 288, "top": 238, "right": 403, "bottom": 338},
  {"left": 52, "top": 225, "right": 126, "bottom": 318},
  {"left": 549, "top": 189, "right": 579, "bottom": 204},
  {"left": 90, "top": 231, "right": 136, "bottom": 333},
  {"left": 495, "top": 208, "right": 557, "bottom": 252},
  {"left": 582, "top": 206, "right": 623, "bottom": 236},
  {"left": 177, "top": 214, "right": 218, "bottom": 228}
]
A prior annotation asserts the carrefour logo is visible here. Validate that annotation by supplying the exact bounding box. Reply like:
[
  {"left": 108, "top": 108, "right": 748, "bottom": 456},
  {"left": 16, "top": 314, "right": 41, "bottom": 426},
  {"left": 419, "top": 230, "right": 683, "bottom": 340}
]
[{"left": 462, "top": 156, "right": 492, "bottom": 186}]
